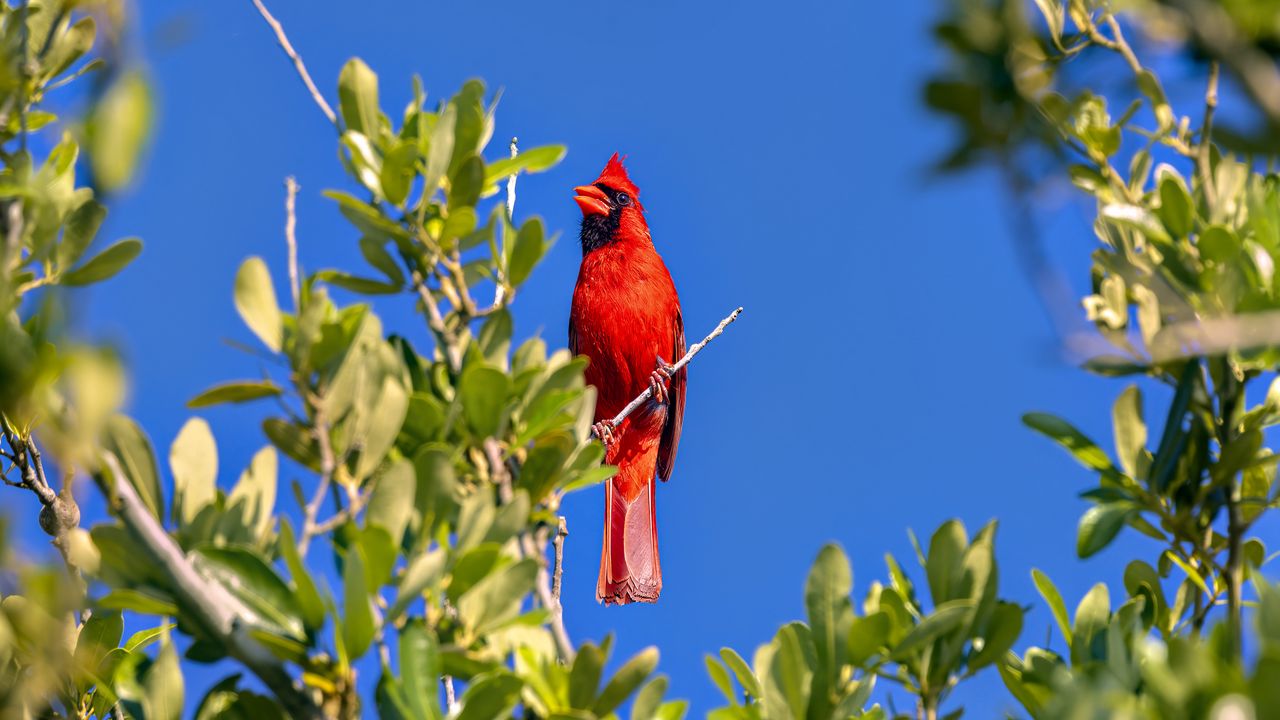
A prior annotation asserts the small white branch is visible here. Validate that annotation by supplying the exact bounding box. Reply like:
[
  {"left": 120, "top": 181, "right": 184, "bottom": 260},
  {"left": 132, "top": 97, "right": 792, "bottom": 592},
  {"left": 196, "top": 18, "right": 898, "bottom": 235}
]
[
  {"left": 249, "top": 0, "right": 339, "bottom": 129},
  {"left": 284, "top": 176, "right": 300, "bottom": 311},
  {"left": 593, "top": 306, "right": 743, "bottom": 436}
]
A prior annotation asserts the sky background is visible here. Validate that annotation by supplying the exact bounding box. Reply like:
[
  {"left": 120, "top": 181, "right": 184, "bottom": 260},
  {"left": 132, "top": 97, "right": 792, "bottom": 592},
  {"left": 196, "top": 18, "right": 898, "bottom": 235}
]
[{"left": 6, "top": 0, "right": 1264, "bottom": 716}]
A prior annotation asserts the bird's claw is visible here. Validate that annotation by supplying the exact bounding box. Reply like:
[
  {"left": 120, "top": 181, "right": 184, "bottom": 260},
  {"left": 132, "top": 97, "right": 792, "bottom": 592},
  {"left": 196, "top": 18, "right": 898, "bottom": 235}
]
[
  {"left": 592, "top": 421, "right": 615, "bottom": 447},
  {"left": 649, "top": 355, "right": 675, "bottom": 405}
]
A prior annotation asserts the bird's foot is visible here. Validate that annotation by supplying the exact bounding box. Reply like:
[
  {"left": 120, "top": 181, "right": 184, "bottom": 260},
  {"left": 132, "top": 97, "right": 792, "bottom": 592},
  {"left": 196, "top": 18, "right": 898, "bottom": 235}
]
[
  {"left": 649, "top": 355, "right": 675, "bottom": 404},
  {"left": 592, "top": 421, "right": 616, "bottom": 447}
]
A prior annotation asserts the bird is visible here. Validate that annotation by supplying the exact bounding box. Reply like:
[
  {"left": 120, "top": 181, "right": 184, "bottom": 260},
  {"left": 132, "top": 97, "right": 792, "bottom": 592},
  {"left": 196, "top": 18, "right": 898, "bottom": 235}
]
[{"left": 569, "top": 154, "right": 686, "bottom": 605}]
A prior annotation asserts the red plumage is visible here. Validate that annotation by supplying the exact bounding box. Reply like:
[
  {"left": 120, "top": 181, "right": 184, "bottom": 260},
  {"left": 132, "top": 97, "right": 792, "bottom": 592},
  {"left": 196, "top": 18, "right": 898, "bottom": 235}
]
[{"left": 569, "top": 154, "right": 686, "bottom": 605}]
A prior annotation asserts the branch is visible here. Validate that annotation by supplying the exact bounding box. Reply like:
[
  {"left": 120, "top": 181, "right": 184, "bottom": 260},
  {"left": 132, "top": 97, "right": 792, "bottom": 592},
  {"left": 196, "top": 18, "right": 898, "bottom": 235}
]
[
  {"left": 593, "top": 306, "right": 744, "bottom": 436},
  {"left": 98, "top": 453, "right": 323, "bottom": 719},
  {"left": 1169, "top": 0, "right": 1280, "bottom": 128},
  {"left": 249, "top": 0, "right": 339, "bottom": 129},
  {"left": 284, "top": 176, "right": 301, "bottom": 311},
  {"left": 298, "top": 397, "right": 336, "bottom": 558}
]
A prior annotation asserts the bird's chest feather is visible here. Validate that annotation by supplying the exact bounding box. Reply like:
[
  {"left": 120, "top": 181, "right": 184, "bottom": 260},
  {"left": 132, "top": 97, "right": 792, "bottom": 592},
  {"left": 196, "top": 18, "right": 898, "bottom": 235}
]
[{"left": 571, "top": 243, "right": 678, "bottom": 416}]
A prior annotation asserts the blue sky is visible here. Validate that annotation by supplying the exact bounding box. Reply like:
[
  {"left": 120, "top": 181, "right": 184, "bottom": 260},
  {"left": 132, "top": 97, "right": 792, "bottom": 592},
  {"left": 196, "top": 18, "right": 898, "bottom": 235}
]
[{"left": 7, "top": 0, "right": 1255, "bottom": 716}]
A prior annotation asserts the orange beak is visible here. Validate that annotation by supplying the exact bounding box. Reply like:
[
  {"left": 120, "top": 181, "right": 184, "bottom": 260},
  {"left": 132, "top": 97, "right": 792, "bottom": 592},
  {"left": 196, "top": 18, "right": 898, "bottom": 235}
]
[{"left": 574, "top": 184, "right": 610, "bottom": 217}]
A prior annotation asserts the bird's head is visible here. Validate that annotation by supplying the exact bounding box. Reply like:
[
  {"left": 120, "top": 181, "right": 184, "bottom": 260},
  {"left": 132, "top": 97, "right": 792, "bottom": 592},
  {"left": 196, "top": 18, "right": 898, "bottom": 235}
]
[{"left": 575, "top": 153, "right": 649, "bottom": 253}]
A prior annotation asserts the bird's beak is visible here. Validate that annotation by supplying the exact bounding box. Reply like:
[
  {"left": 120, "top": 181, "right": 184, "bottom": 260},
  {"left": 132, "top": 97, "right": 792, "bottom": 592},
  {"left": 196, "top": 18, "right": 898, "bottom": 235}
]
[{"left": 574, "top": 184, "right": 610, "bottom": 217}]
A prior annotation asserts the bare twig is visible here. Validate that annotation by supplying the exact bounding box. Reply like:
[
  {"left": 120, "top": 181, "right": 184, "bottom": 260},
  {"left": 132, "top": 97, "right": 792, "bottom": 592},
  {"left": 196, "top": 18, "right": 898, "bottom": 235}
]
[
  {"left": 506, "top": 137, "right": 518, "bottom": 220},
  {"left": 249, "top": 0, "right": 339, "bottom": 129},
  {"left": 98, "top": 453, "right": 322, "bottom": 718},
  {"left": 593, "top": 307, "right": 744, "bottom": 436},
  {"left": 284, "top": 176, "right": 301, "bottom": 311},
  {"left": 412, "top": 272, "right": 464, "bottom": 373},
  {"left": 1197, "top": 62, "right": 1220, "bottom": 212},
  {"left": 298, "top": 400, "right": 336, "bottom": 558},
  {"left": 552, "top": 516, "right": 567, "bottom": 602},
  {"left": 1169, "top": 0, "right": 1280, "bottom": 128},
  {"left": 443, "top": 677, "right": 457, "bottom": 713}
]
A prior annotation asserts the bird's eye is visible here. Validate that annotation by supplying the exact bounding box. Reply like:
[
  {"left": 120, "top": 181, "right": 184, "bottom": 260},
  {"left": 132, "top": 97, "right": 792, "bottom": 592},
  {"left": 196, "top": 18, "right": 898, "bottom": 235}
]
[{"left": 615, "top": 192, "right": 631, "bottom": 207}]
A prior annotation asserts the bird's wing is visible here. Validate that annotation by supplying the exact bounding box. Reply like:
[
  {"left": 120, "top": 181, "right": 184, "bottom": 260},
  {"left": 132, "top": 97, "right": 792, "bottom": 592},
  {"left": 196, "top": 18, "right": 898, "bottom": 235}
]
[{"left": 657, "top": 308, "right": 686, "bottom": 482}]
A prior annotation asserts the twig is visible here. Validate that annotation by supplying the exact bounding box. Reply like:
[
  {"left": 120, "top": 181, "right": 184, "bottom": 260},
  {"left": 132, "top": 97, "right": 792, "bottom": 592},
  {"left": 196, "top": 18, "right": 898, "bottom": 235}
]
[
  {"left": 412, "top": 272, "right": 464, "bottom": 373},
  {"left": 443, "top": 676, "right": 457, "bottom": 713},
  {"left": 249, "top": 0, "right": 338, "bottom": 129},
  {"left": 298, "top": 397, "right": 336, "bottom": 558},
  {"left": 98, "top": 452, "right": 323, "bottom": 718},
  {"left": 593, "top": 306, "right": 744, "bottom": 436},
  {"left": 1197, "top": 62, "right": 1220, "bottom": 212},
  {"left": 1169, "top": 0, "right": 1280, "bottom": 128},
  {"left": 284, "top": 176, "right": 301, "bottom": 311},
  {"left": 506, "top": 137, "right": 518, "bottom": 220},
  {"left": 552, "top": 517, "right": 567, "bottom": 602}
]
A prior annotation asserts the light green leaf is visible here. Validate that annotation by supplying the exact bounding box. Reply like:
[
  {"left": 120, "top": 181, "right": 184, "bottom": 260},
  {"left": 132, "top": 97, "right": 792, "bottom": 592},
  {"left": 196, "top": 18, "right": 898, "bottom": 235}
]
[
  {"left": 170, "top": 417, "right": 217, "bottom": 526},
  {"left": 234, "top": 257, "right": 282, "bottom": 351},
  {"left": 338, "top": 58, "right": 380, "bottom": 136},
  {"left": 61, "top": 237, "right": 142, "bottom": 286}
]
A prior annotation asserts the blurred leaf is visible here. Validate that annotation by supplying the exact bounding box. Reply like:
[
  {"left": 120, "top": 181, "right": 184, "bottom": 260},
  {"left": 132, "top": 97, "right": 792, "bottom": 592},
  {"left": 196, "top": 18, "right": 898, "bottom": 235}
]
[
  {"left": 891, "top": 600, "right": 974, "bottom": 659},
  {"left": 594, "top": 647, "right": 659, "bottom": 716},
  {"left": 366, "top": 458, "right": 416, "bottom": 546},
  {"left": 104, "top": 414, "right": 163, "bottom": 521},
  {"left": 1031, "top": 569, "right": 1072, "bottom": 648},
  {"left": 343, "top": 544, "right": 375, "bottom": 661},
  {"left": 509, "top": 217, "right": 546, "bottom": 287},
  {"left": 194, "top": 545, "right": 305, "bottom": 640},
  {"left": 338, "top": 58, "right": 380, "bottom": 136},
  {"left": 1022, "top": 412, "right": 1114, "bottom": 472},
  {"left": 61, "top": 237, "right": 142, "bottom": 286},
  {"left": 277, "top": 520, "right": 325, "bottom": 632},
  {"left": 170, "top": 417, "right": 217, "bottom": 526},
  {"left": 187, "top": 380, "right": 282, "bottom": 408},
  {"left": 234, "top": 257, "right": 283, "bottom": 352},
  {"left": 87, "top": 71, "right": 152, "bottom": 192}
]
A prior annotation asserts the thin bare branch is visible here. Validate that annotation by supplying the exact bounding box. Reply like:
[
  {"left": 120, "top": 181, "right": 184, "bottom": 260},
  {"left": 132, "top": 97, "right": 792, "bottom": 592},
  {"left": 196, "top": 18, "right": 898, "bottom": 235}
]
[
  {"left": 1197, "top": 62, "right": 1220, "bottom": 210},
  {"left": 1170, "top": 0, "right": 1280, "bottom": 128},
  {"left": 298, "top": 397, "right": 336, "bottom": 558},
  {"left": 284, "top": 176, "right": 301, "bottom": 311},
  {"left": 249, "top": 0, "right": 339, "bottom": 128},
  {"left": 595, "top": 306, "right": 744, "bottom": 436},
  {"left": 552, "top": 516, "right": 567, "bottom": 603}
]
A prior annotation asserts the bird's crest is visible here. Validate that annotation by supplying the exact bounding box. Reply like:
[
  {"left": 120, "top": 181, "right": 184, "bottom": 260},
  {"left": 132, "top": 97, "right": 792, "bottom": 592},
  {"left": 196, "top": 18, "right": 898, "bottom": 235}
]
[{"left": 593, "top": 152, "right": 642, "bottom": 204}]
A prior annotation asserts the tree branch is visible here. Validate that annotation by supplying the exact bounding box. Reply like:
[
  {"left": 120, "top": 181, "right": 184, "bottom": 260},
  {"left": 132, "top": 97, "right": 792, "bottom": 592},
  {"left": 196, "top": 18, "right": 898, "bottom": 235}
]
[
  {"left": 98, "top": 453, "right": 323, "bottom": 719},
  {"left": 284, "top": 175, "right": 301, "bottom": 311},
  {"left": 1169, "top": 0, "right": 1280, "bottom": 128},
  {"left": 249, "top": 0, "right": 339, "bottom": 129},
  {"left": 593, "top": 306, "right": 744, "bottom": 436}
]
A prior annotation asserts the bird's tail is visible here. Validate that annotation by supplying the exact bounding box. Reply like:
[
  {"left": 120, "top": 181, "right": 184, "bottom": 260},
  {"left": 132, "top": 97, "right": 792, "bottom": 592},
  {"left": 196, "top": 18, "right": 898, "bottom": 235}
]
[{"left": 597, "top": 476, "right": 661, "bottom": 605}]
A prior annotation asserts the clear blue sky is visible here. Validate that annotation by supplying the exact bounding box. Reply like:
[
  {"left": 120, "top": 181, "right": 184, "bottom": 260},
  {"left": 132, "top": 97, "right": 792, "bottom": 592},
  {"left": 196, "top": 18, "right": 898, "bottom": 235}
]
[{"left": 8, "top": 0, "right": 1250, "bottom": 716}]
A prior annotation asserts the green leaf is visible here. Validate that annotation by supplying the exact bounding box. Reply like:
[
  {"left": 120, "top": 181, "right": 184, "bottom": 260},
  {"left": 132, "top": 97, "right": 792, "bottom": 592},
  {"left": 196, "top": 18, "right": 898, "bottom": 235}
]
[
  {"left": 632, "top": 675, "right": 670, "bottom": 720},
  {"left": 1071, "top": 584, "right": 1110, "bottom": 666},
  {"left": 509, "top": 217, "right": 546, "bottom": 287},
  {"left": 277, "top": 519, "right": 325, "bottom": 632},
  {"left": 926, "top": 519, "right": 968, "bottom": 605},
  {"left": 460, "top": 364, "right": 510, "bottom": 438},
  {"left": 74, "top": 610, "right": 123, "bottom": 691},
  {"left": 705, "top": 655, "right": 735, "bottom": 703},
  {"left": 804, "top": 544, "right": 852, "bottom": 684},
  {"left": 1149, "top": 361, "right": 1197, "bottom": 493},
  {"left": 891, "top": 600, "right": 974, "bottom": 659},
  {"left": 400, "top": 619, "right": 442, "bottom": 720},
  {"left": 221, "top": 445, "right": 278, "bottom": 546},
  {"left": 456, "top": 558, "right": 537, "bottom": 635},
  {"left": 97, "top": 588, "right": 177, "bottom": 616},
  {"left": 719, "top": 647, "right": 763, "bottom": 699},
  {"left": 144, "top": 636, "right": 183, "bottom": 720},
  {"left": 380, "top": 140, "right": 418, "bottom": 206},
  {"left": 103, "top": 414, "right": 163, "bottom": 521},
  {"left": 1077, "top": 503, "right": 1133, "bottom": 558},
  {"left": 194, "top": 545, "right": 305, "bottom": 640},
  {"left": 456, "top": 672, "right": 523, "bottom": 720},
  {"left": 366, "top": 458, "right": 416, "bottom": 546},
  {"left": 1031, "top": 569, "right": 1072, "bottom": 648},
  {"left": 57, "top": 199, "right": 106, "bottom": 272},
  {"left": 1112, "top": 385, "right": 1146, "bottom": 479},
  {"left": 764, "top": 623, "right": 814, "bottom": 720},
  {"left": 388, "top": 548, "right": 445, "bottom": 623},
  {"left": 359, "top": 237, "right": 406, "bottom": 285},
  {"left": 570, "top": 642, "right": 605, "bottom": 709},
  {"left": 316, "top": 269, "right": 402, "bottom": 295},
  {"left": 594, "top": 647, "right": 659, "bottom": 716},
  {"left": 969, "top": 601, "right": 1023, "bottom": 669},
  {"left": 338, "top": 58, "right": 380, "bottom": 136},
  {"left": 234, "top": 256, "right": 283, "bottom": 352},
  {"left": 187, "top": 380, "right": 283, "bottom": 408},
  {"left": 86, "top": 71, "right": 152, "bottom": 192},
  {"left": 343, "top": 544, "right": 376, "bottom": 662},
  {"left": 170, "top": 417, "right": 217, "bottom": 526},
  {"left": 483, "top": 145, "right": 566, "bottom": 187},
  {"left": 61, "top": 237, "right": 142, "bottom": 286},
  {"left": 846, "top": 612, "right": 890, "bottom": 666},
  {"left": 1158, "top": 172, "right": 1193, "bottom": 237},
  {"left": 1022, "top": 413, "right": 1114, "bottom": 472}
]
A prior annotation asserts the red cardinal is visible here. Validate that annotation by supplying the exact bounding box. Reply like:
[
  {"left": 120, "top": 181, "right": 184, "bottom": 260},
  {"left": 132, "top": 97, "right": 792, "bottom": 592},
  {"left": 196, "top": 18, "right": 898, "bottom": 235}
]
[{"left": 569, "top": 154, "right": 686, "bottom": 605}]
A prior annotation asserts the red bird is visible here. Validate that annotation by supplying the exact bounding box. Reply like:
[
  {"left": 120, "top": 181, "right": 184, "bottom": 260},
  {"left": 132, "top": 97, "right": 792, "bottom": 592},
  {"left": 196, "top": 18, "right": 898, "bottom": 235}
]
[{"left": 569, "top": 154, "right": 686, "bottom": 605}]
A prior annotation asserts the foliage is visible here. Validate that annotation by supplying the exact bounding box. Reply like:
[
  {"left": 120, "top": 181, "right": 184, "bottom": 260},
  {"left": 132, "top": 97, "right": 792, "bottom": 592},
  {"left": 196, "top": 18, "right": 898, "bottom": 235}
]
[{"left": 706, "top": 524, "right": 1021, "bottom": 720}]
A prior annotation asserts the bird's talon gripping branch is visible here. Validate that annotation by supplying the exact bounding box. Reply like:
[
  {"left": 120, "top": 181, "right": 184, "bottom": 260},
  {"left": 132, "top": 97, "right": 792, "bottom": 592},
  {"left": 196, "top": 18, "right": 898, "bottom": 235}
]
[
  {"left": 591, "top": 421, "right": 615, "bottom": 447},
  {"left": 648, "top": 355, "right": 675, "bottom": 404}
]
